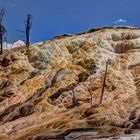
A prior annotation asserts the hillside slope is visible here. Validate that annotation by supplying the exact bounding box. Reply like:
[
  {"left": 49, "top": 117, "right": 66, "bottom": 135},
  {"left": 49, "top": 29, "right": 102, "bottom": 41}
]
[{"left": 0, "top": 27, "right": 140, "bottom": 140}]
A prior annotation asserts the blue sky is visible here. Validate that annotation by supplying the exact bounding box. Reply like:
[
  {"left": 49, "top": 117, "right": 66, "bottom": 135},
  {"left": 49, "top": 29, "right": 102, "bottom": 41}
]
[{"left": 0, "top": 0, "right": 139, "bottom": 43}]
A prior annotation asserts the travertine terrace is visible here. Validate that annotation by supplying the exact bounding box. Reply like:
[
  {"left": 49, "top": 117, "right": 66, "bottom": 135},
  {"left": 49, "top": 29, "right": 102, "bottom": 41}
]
[{"left": 0, "top": 27, "right": 140, "bottom": 140}]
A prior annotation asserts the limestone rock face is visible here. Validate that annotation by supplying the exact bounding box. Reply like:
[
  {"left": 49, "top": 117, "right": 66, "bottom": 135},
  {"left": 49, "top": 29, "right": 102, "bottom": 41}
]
[{"left": 0, "top": 27, "right": 140, "bottom": 139}]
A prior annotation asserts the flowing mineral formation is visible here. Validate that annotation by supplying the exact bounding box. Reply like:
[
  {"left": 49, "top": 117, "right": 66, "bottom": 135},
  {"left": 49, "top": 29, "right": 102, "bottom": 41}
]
[{"left": 0, "top": 27, "right": 140, "bottom": 140}]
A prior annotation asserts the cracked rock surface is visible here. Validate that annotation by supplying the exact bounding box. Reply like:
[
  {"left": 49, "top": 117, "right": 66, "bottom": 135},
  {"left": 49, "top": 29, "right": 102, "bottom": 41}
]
[{"left": 0, "top": 27, "right": 140, "bottom": 140}]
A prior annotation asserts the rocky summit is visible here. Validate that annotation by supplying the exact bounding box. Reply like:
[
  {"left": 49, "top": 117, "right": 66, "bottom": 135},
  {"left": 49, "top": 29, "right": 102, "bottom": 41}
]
[{"left": 0, "top": 27, "right": 140, "bottom": 140}]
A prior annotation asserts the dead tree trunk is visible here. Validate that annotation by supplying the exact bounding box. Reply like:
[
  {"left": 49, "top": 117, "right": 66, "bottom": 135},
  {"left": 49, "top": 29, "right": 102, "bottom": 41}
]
[
  {"left": 0, "top": 9, "right": 6, "bottom": 55},
  {"left": 87, "top": 88, "right": 93, "bottom": 107},
  {"left": 25, "top": 14, "right": 32, "bottom": 53},
  {"left": 83, "top": 83, "right": 93, "bottom": 107},
  {"left": 71, "top": 90, "right": 79, "bottom": 107},
  {"left": 99, "top": 60, "right": 109, "bottom": 104},
  {"left": 0, "top": 27, "right": 3, "bottom": 55}
]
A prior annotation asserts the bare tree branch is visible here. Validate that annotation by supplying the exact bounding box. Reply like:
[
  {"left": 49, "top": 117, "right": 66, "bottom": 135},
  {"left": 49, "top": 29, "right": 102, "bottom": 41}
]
[
  {"left": 0, "top": 8, "right": 5, "bottom": 23},
  {"left": 16, "top": 29, "right": 25, "bottom": 33}
]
